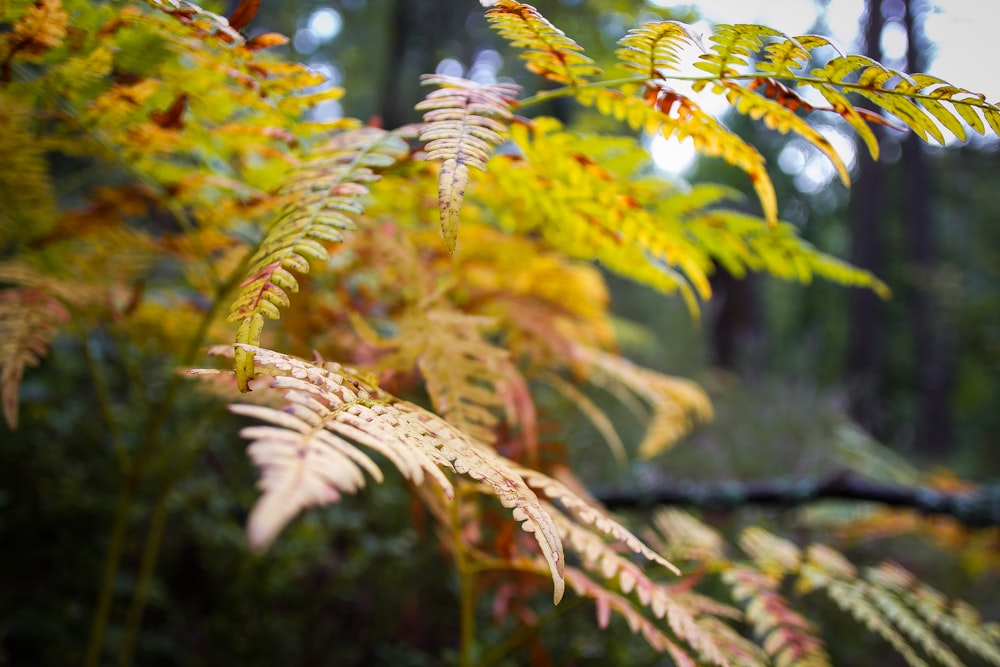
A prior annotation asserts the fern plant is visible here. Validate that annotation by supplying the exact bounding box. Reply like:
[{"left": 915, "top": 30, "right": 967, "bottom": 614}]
[{"left": 2, "top": 0, "right": 1000, "bottom": 665}]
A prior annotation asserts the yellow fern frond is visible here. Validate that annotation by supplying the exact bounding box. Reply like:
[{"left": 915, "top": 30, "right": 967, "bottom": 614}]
[
  {"left": 195, "top": 345, "right": 567, "bottom": 603},
  {"left": 649, "top": 508, "right": 727, "bottom": 563},
  {"left": 485, "top": 0, "right": 601, "bottom": 86},
  {"left": 578, "top": 346, "right": 713, "bottom": 459},
  {"left": 415, "top": 75, "right": 519, "bottom": 252},
  {"left": 0, "top": 288, "right": 69, "bottom": 429},
  {"left": 227, "top": 128, "right": 410, "bottom": 392},
  {"left": 616, "top": 21, "right": 699, "bottom": 79},
  {"left": 808, "top": 57, "right": 1000, "bottom": 150},
  {"left": 491, "top": 118, "right": 707, "bottom": 311},
  {"left": 575, "top": 86, "right": 778, "bottom": 224},
  {"left": 0, "top": 95, "right": 57, "bottom": 242},
  {"left": 694, "top": 23, "right": 786, "bottom": 79}
]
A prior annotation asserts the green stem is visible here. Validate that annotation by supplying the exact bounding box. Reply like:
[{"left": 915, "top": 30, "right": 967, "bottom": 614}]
[
  {"left": 77, "top": 326, "right": 129, "bottom": 472},
  {"left": 517, "top": 76, "right": 646, "bottom": 108},
  {"left": 478, "top": 598, "right": 584, "bottom": 667},
  {"left": 111, "top": 263, "right": 251, "bottom": 667},
  {"left": 116, "top": 487, "right": 169, "bottom": 667},
  {"left": 451, "top": 494, "right": 476, "bottom": 667},
  {"left": 83, "top": 478, "right": 138, "bottom": 667}
]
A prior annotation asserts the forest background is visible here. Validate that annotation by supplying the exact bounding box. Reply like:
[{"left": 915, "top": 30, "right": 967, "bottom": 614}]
[{"left": 2, "top": 0, "right": 1000, "bottom": 665}]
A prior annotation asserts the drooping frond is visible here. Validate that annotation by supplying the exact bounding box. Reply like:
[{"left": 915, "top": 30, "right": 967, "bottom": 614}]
[
  {"left": 192, "top": 345, "right": 566, "bottom": 603},
  {"left": 484, "top": 0, "right": 601, "bottom": 86},
  {"left": 0, "top": 288, "right": 69, "bottom": 429},
  {"left": 575, "top": 85, "right": 779, "bottom": 224},
  {"left": 227, "top": 128, "right": 410, "bottom": 391},
  {"left": 516, "top": 465, "right": 679, "bottom": 576},
  {"left": 576, "top": 345, "right": 713, "bottom": 459},
  {"left": 415, "top": 75, "right": 519, "bottom": 252}
]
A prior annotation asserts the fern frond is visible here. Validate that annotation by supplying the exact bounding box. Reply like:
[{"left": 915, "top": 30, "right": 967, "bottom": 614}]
[
  {"left": 492, "top": 118, "right": 707, "bottom": 311},
  {"left": 867, "top": 562, "right": 1000, "bottom": 665},
  {"left": 376, "top": 307, "right": 515, "bottom": 445},
  {"left": 575, "top": 86, "right": 778, "bottom": 224},
  {"left": 724, "top": 567, "right": 831, "bottom": 667},
  {"left": 694, "top": 23, "right": 785, "bottom": 79},
  {"left": 227, "top": 128, "right": 409, "bottom": 392},
  {"left": 563, "top": 567, "right": 696, "bottom": 663},
  {"left": 650, "top": 508, "right": 727, "bottom": 563},
  {"left": 807, "top": 57, "right": 1000, "bottom": 149},
  {"left": 484, "top": 0, "right": 600, "bottom": 86},
  {"left": 616, "top": 21, "right": 698, "bottom": 78},
  {"left": 577, "top": 345, "right": 712, "bottom": 459},
  {"left": 516, "top": 465, "right": 679, "bottom": 576},
  {"left": 0, "top": 288, "right": 69, "bottom": 429},
  {"left": 415, "top": 75, "right": 519, "bottom": 252},
  {"left": 543, "top": 371, "right": 627, "bottom": 466},
  {"left": 198, "top": 345, "right": 567, "bottom": 603},
  {"left": 0, "top": 95, "right": 57, "bottom": 242}
]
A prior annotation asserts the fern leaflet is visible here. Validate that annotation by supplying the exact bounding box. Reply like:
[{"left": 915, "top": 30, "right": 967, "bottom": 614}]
[{"left": 416, "top": 75, "right": 519, "bottom": 252}]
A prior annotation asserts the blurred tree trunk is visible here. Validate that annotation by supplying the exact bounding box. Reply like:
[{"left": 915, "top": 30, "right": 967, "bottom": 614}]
[
  {"left": 846, "top": 0, "right": 889, "bottom": 438},
  {"left": 902, "top": 0, "right": 955, "bottom": 455},
  {"left": 709, "top": 271, "right": 760, "bottom": 370}
]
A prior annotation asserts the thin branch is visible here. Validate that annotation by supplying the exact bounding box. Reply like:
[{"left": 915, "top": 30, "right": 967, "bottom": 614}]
[{"left": 594, "top": 471, "right": 1000, "bottom": 528}]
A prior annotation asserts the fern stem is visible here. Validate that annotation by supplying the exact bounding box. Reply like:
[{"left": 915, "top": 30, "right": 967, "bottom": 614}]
[
  {"left": 77, "top": 326, "right": 129, "bottom": 471},
  {"left": 450, "top": 492, "right": 477, "bottom": 667},
  {"left": 83, "top": 477, "right": 138, "bottom": 667},
  {"left": 117, "top": 486, "right": 169, "bottom": 667},
  {"left": 478, "top": 597, "right": 584, "bottom": 667},
  {"left": 516, "top": 76, "right": 648, "bottom": 108}
]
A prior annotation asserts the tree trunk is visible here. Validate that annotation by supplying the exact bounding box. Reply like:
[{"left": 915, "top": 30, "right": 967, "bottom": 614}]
[
  {"left": 845, "top": 0, "right": 889, "bottom": 437},
  {"left": 902, "top": 0, "right": 955, "bottom": 455}
]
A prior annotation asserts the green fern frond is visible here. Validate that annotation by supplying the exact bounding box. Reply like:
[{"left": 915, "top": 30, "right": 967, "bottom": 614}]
[
  {"left": 867, "top": 562, "right": 1000, "bottom": 665},
  {"left": 485, "top": 0, "right": 601, "bottom": 86},
  {"left": 227, "top": 128, "right": 410, "bottom": 392},
  {"left": 195, "top": 344, "right": 567, "bottom": 603},
  {"left": 416, "top": 74, "right": 519, "bottom": 252},
  {"left": 694, "top": 23, "right": 785, "bottom": 78},
  {"left": 0, "top": 288, "right": 69, "bottom": 429}
]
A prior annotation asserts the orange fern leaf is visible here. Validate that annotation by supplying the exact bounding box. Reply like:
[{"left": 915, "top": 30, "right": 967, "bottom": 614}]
[{"left": 0, "top": 288, "right": 69, "bottom": 429}]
